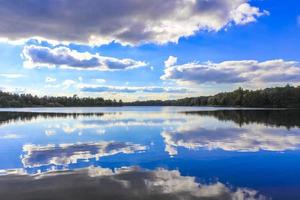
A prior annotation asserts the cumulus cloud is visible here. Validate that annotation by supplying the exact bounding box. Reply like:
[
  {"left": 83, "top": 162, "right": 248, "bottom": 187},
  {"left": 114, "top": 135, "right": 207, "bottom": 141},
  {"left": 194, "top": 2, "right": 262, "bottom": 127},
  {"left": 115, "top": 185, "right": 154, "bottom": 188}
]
[
  {"left": 164, "top": 56, "right": 178, "bottom": 68},
  {"left": 0, "top": 0, "right": 267, "bottom": 45},
  {"left": 22, "top": 141, "right": 146, "bottom": 168},
  {"left": 231, "top": 3, "right": 268, "bottom": 25},
  {"left": 162, "top": 58, "right": 300, "bottom": 84},
  {"left": 0, "top": 167, "right": 267, "bottom": 200},
  {"left": 80, "top": 85, "right": 189, "bottom": 94},
  {"left": 22, "top": 45, "right": 147, "bottom": 71}
]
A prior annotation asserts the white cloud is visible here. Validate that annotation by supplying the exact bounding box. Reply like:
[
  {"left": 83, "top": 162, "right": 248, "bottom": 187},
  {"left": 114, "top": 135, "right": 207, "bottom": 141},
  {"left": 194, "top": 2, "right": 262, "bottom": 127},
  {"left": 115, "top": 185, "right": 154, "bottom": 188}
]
[
  {"left": 164, "top": 56, "right": 178, "bottom": 68},
  {"left": 161, "top": 58, "right": 300, "bottom": 85},
  {"left": 0, "top": 0, "right": 268, "bottom": 45},
  {"left": 22, "top": 45, "right": 147, "bottom": 71},
  {"left": 45, "top": 76, "right": 56, "bottom": 83},
  {"left": 46, "top": 79, "right": 78, "bottom": 89},
  {"left": 62, "top": 80, "right": 77, "bottom": 89},
  {"left": 93, "top": 79, "right": 106, "bottom": 84},
  {"left": 0, "top": 74, "right": 25, "bottom": 79},
  {"left": 231, "top": 3, "right": 269, "bottom": 25}
]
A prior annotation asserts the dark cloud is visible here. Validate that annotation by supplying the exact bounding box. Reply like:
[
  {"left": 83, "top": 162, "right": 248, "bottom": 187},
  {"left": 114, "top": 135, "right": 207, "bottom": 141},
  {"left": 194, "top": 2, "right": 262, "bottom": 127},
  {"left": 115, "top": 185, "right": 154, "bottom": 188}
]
[{"left": 0, "top": 0, "right": 267, "bottom": 45}]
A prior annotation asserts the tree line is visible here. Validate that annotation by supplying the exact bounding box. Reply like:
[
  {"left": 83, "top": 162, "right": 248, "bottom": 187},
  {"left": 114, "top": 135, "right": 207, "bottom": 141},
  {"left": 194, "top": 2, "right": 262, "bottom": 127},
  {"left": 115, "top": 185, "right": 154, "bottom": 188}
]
[
  {"left": 127, "top": 85, "right": 300, "bottom": 108},
  {"left": 0, "top": 85, "right": 299, "bottom": 108},
  {"left": 0, "top": 92, "right": 123, "bottom": 107}
]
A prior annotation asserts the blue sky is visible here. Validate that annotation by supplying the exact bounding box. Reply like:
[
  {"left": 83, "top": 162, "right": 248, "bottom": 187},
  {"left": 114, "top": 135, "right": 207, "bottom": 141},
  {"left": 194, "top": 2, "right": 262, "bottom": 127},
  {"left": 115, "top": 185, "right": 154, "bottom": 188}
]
[{"left": 0, "top": 0, "right": 299, "bottom": 101}]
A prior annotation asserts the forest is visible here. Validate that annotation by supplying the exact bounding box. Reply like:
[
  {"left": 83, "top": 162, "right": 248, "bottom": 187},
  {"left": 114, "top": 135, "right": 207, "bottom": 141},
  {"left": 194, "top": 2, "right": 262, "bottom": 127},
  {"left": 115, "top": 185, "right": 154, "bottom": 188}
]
[
  {"left": 0, "top": 85, "right": 299, "bottom": 108},
  {"left": 0, "top": 92, "right": 123, "bottom": 107},
  {"left": 128, "top": 85, "right": 300, "bottom": 108}
]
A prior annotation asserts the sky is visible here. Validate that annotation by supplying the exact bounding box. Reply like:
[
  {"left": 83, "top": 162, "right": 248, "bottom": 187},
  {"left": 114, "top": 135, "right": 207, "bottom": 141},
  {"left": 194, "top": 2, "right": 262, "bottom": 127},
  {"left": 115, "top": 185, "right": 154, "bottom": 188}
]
[{"left": 0, "top": 0, "right": 299, "bottom": 101}]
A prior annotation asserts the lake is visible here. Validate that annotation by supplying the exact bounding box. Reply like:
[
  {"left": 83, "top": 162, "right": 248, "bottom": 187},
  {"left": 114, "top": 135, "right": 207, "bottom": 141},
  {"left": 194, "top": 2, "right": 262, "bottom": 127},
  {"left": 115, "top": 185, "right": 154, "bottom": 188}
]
[{"left": 0, "top": 106, "right": 299, "bottom": 200}]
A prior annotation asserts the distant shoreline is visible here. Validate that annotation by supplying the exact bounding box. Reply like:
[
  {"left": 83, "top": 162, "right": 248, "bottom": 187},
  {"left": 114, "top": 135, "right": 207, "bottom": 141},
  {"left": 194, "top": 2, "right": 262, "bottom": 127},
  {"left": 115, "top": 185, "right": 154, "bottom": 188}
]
[{"left": 0, "top": 85, "right": 299, "bottom": 108}]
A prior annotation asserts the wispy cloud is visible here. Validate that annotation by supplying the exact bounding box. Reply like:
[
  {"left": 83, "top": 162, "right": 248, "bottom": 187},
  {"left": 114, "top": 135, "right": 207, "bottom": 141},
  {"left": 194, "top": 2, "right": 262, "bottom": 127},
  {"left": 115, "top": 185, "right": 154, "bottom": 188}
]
[
  {"left": 22, "top": 45, "right": 147, "bottom": 71},
  {"left": 45, "top": 76, "right": 56, "bottom": 83},
  {"left": 80, "top": 85, "right": 189, "bottom": 94},
  {"left": 0, "top": 74, "right": 25, "bottom": 79},
  {"left": 45, "top": 79, "right": 78, "bottom": 90},
  {"left": 62, "top": 80, "right": 77, "bottom": 89},
  {"left": 93, "top": 79, "right": 106, "bottom": 84},
  {"left": 0, "top": 134, "right": 22, "bottom": 140}
]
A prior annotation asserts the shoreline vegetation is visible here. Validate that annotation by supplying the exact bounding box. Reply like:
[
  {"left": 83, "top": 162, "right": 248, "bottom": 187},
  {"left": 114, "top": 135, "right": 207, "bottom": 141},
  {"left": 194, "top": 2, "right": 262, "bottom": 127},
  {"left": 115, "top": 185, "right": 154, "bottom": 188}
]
[{"left": 0, "top": 85, "right": 299, "bottom": 108}]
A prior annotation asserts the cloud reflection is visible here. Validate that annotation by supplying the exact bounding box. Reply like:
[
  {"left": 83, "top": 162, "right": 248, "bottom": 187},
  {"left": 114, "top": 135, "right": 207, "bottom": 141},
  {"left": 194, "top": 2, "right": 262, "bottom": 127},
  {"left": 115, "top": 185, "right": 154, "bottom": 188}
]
[
  {"left": 162, "top": 125, "right": 300, "bottom": 156},
  {"left": 0, "top": 167, "right": 267, "bottom": 200},
  {"left": 22, "top": 141, "right": 146, "bottom": 168},
  {"left": 0, "top": 133, "right": 22, "bottom": 139}
]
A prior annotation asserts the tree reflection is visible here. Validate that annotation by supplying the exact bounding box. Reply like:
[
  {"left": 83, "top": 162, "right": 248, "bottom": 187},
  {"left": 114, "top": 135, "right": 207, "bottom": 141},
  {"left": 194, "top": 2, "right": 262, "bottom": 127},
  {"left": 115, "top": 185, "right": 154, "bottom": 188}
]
[{"left": 184, "top": 109, "right": 300, "bottom": 129}]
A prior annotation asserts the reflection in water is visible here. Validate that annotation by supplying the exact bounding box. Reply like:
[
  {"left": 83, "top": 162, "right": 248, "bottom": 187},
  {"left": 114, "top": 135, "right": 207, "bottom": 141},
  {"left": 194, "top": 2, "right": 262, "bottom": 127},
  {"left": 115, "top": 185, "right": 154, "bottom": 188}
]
[
  {"left": 160, "top": 109, "right": 300, "bottom": 155},
  {"left": 22, "top": 141, "right": 146, "bottom": 168},
  {"left": 0, "top": 108, "right": 300, "bottom": 199},
  {"left": 1, "top": 109, "right": 300, "bottom": 129},
  {"left": 59, "top": 117, "right": 185, "bottom": 134},
  {"left": 0, "top": 112, "right": 104, "bottom": 126},
  {"left": 184, "top": 109, "right": 300, "bottom": 129},
  {"left": 0, "top": 133, "right": 22, "bottom": 139},
  {"left": 0, "top": 167, "right": 268, "bottom": 200},
  {"left": 162, "top": 126, "right": 300, "bottom": 156},
  {"left": 1, "top": 109, "right": 300, "bottom": 156}
]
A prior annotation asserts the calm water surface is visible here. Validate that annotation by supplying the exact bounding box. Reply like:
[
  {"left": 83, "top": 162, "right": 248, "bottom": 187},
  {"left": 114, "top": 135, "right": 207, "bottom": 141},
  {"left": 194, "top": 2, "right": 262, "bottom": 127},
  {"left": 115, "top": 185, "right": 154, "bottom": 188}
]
[{"left": 0, "top": 107, "right": 299, "bottom": 200}]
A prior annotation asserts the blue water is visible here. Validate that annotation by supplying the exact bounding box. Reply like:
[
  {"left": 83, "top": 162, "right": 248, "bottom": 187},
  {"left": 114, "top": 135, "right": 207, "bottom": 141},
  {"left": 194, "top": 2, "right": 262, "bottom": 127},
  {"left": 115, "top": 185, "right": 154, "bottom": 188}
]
[{"left": 0, "top": 107, "right": 299, "bottom": 200}]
